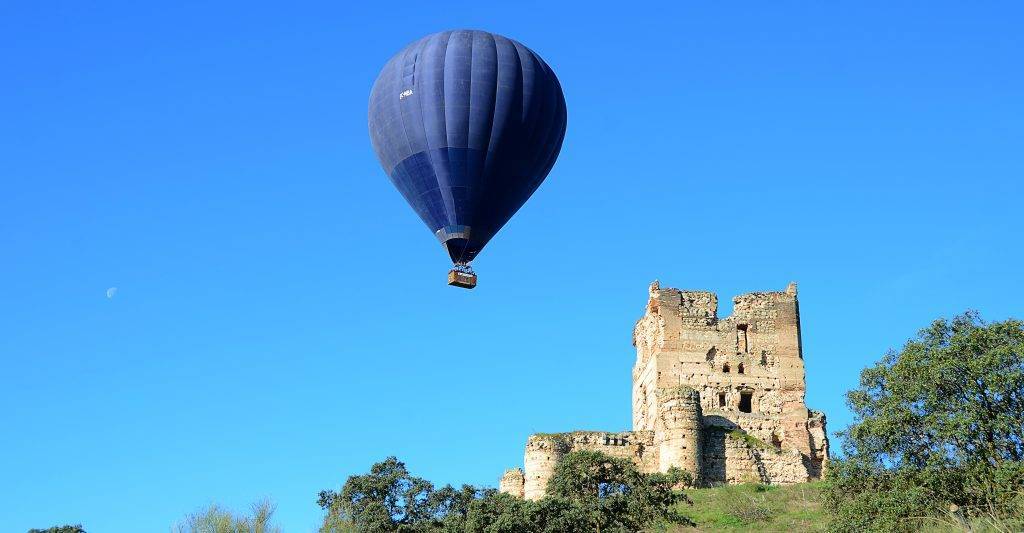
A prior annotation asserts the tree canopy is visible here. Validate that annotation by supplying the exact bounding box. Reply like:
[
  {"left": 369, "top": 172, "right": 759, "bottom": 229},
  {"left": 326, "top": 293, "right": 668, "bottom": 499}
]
[
  {"left": 542, "top": 449, "right": 691, "bottom": 532},
  {"left": 842, "top": 311, "right": 1023, "bottom": 468},
  {"left": 318, "top": 451, "right": 691, "bottom": 532},
  {"left": 317, "top": 456, "right": 483, "bottom": 532},
  {"left": 824, "top": 312, "right": 1024, "bottom": 532}
]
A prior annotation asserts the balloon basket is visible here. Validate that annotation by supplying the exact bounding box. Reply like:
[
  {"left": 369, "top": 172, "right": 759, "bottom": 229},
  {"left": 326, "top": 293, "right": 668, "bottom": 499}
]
[{"left": 447, "top": 269, "right": 477, "bottom": 289}]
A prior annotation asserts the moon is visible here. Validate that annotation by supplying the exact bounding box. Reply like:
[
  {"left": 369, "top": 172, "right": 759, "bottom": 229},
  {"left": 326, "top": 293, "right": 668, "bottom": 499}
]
[{"left": 106, "top": 287, "right": 118, "bottom": 299}]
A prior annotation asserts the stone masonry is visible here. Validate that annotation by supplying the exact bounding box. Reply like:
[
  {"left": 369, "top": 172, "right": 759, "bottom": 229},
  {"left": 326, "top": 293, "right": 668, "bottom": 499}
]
[{"left": 500, "top": 281, "right": 829, "bottom": 500}]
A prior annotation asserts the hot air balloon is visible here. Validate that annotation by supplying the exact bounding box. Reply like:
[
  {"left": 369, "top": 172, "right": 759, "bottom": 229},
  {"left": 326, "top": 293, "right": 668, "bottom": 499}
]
[{"left": 368, "top": 30, "right": 567, "bottom": 288}]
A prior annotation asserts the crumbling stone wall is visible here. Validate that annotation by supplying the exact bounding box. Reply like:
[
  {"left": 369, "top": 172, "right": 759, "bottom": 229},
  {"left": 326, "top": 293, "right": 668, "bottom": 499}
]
[
  {"left": 521, "top": 431, "right": 655, "bottom": 500},
  {"left": 701, "top": 425, "right": 812, "bottom": 484},
  {"left": 499, "top": 468, "right": 525, "bottom": 498},
  {"left": 500, "top": 281, "right": 829, "bottom": 499},
  {"left": 806, "top": 410, "right": 830, "bottom": 478}
]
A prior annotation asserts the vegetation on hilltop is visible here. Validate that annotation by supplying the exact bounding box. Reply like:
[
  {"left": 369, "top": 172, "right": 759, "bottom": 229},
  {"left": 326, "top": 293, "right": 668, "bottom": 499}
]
[
  {"left": 316, "top": 451, "right": 692, "bottom": 532},
  {"left": 823, "top": 312, "right": 1024, "bottom": 532}
]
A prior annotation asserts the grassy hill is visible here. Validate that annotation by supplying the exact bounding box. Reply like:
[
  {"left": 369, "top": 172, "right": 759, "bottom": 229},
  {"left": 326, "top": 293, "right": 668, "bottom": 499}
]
[{"left": 669, "top": 482, "right": 827, "bottom": 532}]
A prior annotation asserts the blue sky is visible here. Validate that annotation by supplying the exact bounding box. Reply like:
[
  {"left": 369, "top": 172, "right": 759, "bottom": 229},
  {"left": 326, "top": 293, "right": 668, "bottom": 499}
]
[{"left": 2, "top": 2, "right": 1022, "bottom": 531}]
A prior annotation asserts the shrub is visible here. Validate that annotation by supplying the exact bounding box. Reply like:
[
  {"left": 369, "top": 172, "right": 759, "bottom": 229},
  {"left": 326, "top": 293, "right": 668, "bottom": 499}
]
[{"left": 172, "top": 499, "right": 280, "bottom": 533}]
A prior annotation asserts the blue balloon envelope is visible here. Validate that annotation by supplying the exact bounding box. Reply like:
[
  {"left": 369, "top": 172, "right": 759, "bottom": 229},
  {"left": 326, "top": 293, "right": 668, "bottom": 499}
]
[{"left": 368, "top": 30, "right": 567, "bottom": 266}]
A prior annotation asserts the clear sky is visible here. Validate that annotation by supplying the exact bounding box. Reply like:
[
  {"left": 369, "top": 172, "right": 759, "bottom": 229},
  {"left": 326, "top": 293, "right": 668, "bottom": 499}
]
[{"left": 2, "top": 2, "right": 1022, "bottom": 531}]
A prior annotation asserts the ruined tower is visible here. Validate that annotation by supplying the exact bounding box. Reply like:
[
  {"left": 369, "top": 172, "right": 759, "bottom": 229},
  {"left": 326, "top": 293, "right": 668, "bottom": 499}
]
[
  {"left": 499, "top": 282, "right": 829, "bottom": 499},
  {"left": 632, "top": 280, "right": 829, "bottom": 484},
  {"left": 654, "top": 386, "right": 702, "bottom": 477},
  {"left": 522, "top": 434, "right": 567, "bottom": 500}
]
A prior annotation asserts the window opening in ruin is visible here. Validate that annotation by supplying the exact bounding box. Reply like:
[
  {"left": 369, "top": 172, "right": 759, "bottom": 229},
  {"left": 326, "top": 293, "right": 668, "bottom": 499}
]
[
  {"left": 771, "top": 433, "right": 782, "bottom": 450},
  {"left": 738, "top": 363, "right": 745, "bottom": 374},
  {"left": 718, "top": 392, "right": 726, "bottom": 408},
  {"left": 737, "top": 324, "right": 749, "bottom": 353},
  {"left": 723, "top": 363, "right": 730, "bottom": 373},
  {"left": 739, "top": 390, "right": 753, "bottom": 413}
]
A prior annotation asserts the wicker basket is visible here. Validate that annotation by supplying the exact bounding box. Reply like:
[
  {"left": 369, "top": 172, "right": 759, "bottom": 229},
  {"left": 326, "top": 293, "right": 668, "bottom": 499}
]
[{"left": 447, "top": 270, "right": 477, "bottom": 289}]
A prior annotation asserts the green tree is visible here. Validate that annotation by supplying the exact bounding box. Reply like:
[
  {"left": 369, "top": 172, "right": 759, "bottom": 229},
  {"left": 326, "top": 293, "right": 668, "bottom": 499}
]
[
  {"left": 318, "top": 456, "right": 483, "bottom": 532},
  {"left": 461, "top": 492, "right": 534, "bottom": 533},
  {"left": 542, "top": 449, "right": 691, "bottom": 532},
  {"left": 823, "top": 312, "right": 1024, "bottom": 532},
  {"left": 28, "top": 527, "right": 86, "bottom": 533},
  {"left": 322, "top": 452, "right": 691, "bottom": 532},
  {"left": 172, "top": 499, "right": 280, "bottom": 533}
]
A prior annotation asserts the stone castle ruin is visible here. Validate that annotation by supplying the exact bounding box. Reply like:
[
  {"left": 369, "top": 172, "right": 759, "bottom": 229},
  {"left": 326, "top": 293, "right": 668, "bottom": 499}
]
[{"left": 499, "top": 281, "right": 829, "bottom": 499}]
